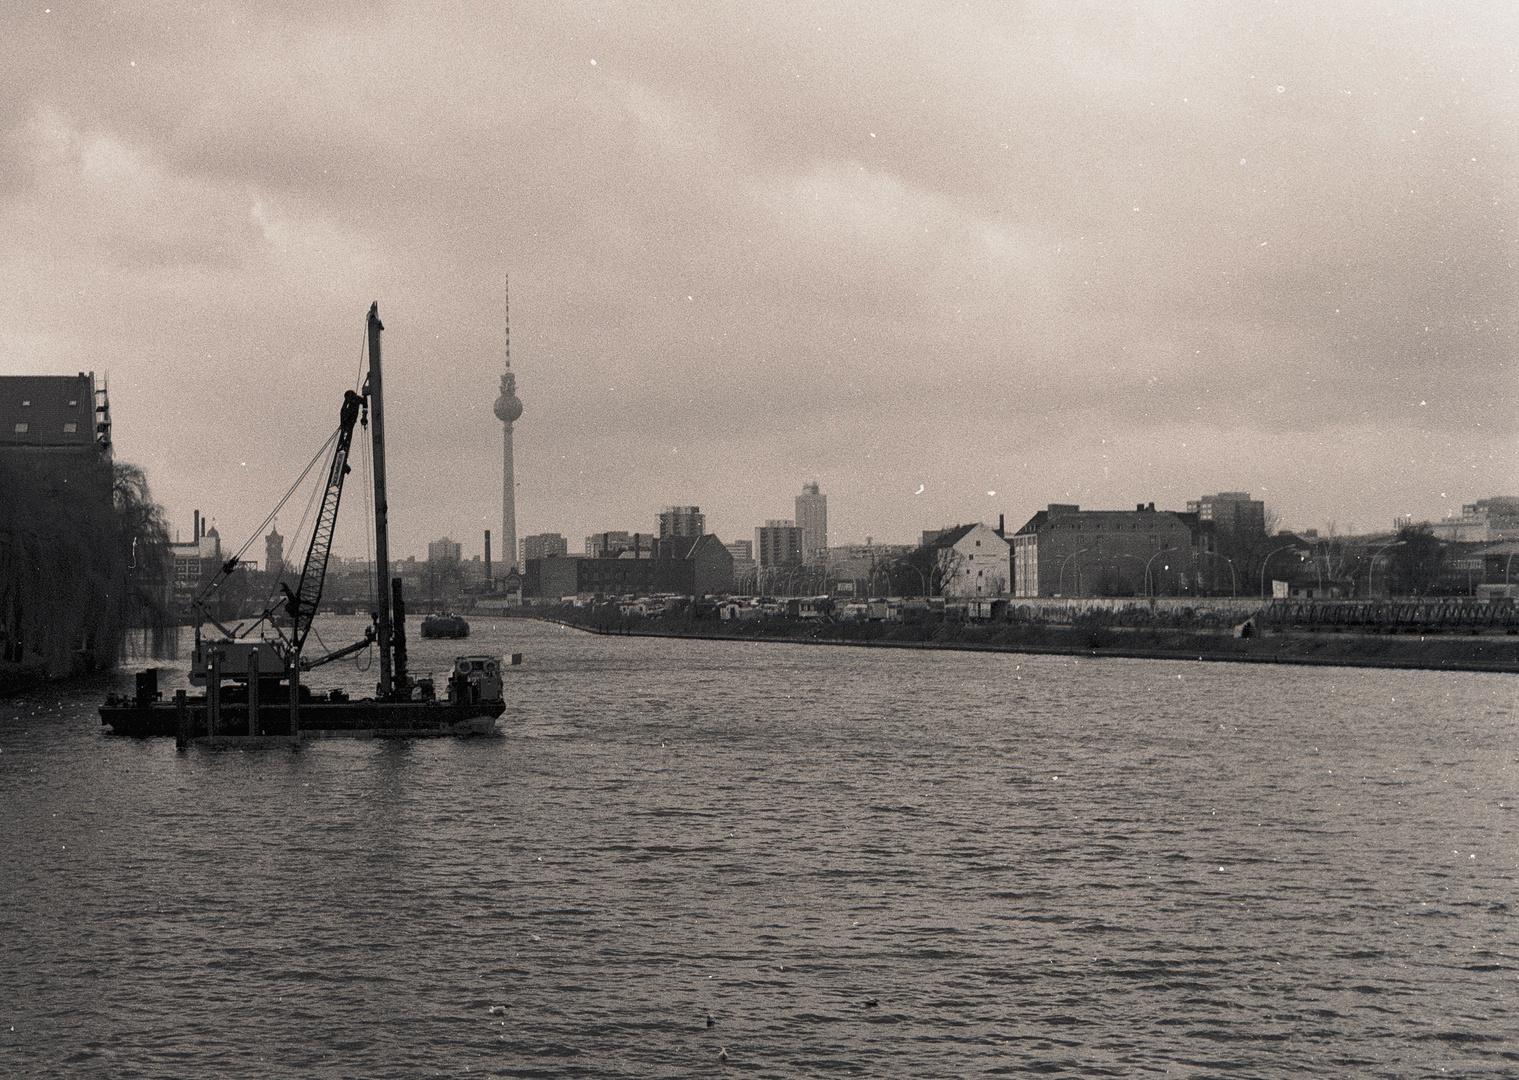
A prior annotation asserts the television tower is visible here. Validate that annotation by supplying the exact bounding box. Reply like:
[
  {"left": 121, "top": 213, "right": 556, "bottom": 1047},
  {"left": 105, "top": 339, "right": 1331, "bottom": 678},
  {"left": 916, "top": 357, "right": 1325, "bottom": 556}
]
[{"left": 492, "top": 277, "right": 523, "bottom": 573}]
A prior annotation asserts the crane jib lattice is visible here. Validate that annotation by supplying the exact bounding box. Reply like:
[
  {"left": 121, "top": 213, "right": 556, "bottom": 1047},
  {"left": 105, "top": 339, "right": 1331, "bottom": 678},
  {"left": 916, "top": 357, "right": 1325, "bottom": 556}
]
[{"left": 286, "top": 390, "right": 364, "bottom": 656}]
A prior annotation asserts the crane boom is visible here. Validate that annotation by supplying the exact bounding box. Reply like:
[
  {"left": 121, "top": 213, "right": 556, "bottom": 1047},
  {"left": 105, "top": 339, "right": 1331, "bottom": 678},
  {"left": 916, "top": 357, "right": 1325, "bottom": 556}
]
[{"left": 285, "top": 389, "right": 365, "bottom": 656}]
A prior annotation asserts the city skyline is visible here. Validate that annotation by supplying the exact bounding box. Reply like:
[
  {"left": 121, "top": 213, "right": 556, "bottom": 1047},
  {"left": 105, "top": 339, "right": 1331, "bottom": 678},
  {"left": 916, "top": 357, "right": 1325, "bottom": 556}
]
[{"left": 1, "top": 4, "right": 1514, "bottom": 559}]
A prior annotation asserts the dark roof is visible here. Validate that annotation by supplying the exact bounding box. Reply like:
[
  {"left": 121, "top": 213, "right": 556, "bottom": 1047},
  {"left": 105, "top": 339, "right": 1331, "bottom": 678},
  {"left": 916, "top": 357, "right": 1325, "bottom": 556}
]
[
  {"left": 925, "top": 524, "right": 978, "bottom": 549},
  {"left": 1014, "top": 511, "right": 1048, "bottom": 536},
  {"left": 0, "top": 374, "right": 102, "bottom": 449}
]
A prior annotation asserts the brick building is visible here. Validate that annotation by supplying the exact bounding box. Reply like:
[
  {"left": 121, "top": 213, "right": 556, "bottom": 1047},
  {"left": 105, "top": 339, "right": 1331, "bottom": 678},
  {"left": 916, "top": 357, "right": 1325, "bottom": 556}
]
[{"left": 1013, "top": 503, "right": 1199, "bottom": 597}]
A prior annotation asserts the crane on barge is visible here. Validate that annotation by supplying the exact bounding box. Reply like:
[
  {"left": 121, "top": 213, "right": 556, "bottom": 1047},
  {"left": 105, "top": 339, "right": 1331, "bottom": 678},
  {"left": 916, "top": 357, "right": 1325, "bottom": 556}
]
[{"left": 101, "top": 304, "right": 509, "bottom": 740}]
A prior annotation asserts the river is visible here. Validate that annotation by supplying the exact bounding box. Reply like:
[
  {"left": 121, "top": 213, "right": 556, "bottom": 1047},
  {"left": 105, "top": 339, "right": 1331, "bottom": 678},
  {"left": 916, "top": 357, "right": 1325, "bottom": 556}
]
[{"left": 1, "top": 616, "right": 1514, "bottom": 1077}]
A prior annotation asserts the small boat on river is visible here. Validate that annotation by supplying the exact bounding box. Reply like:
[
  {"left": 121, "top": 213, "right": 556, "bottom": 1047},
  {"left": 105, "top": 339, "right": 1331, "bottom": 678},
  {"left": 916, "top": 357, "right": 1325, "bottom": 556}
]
[{"left": 420, "top": 613, "right": 470, "bottom": 639}]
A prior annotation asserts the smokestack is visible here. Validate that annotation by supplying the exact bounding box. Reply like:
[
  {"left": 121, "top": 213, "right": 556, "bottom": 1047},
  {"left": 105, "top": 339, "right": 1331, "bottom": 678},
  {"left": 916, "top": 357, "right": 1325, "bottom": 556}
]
[
  {"left": 194, "top": 509, "right": 200, "bottom": 538},
  {"left": 997, "top": 513, "right": 1004, "bottom": 537},
  {"left": 484, "top": 529, "right": 492, "bottom": 586}
]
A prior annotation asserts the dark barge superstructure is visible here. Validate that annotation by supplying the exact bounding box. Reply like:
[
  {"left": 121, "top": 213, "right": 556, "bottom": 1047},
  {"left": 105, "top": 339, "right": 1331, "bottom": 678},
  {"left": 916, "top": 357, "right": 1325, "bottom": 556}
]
[
  {"left": 420, "top": 613, "right": 470, "bottom": 639},
  {"left": 102, "top": 304, "right": 510, "bottom": 742}
]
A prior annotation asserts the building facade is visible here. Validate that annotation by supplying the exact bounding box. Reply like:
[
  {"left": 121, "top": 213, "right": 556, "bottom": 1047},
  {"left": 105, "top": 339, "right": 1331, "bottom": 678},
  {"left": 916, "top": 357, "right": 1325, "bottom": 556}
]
[
  {"left": 725, "top": 540, "right": 757, "bottom": 591},
  {"left": 658, "top": 506, "right": 706, "bottom": 539},
  {"left": 1186, "top": 492, "right": 1265, "bottom": 539},
  {"left": 795, "top": 482, "right": 828, "bottom": 563},
  {"left": 169, "top": 512, "right": 223, "bottom": 609},
  {"left": 520, "top": 532, "right": 568, "bottom": 562},
  {"left": 1431, "top": 497, "right": 1519, "bottom": 543},
  {"left": 264, "top": 527, "right": 285, "bottom": 583},
  {"left": 428, "top": 536, "right": 463, "bottom": 564},
  {"left": 756, "top": 520, "right": 802, "bottom": 568},
  {"left": 586, "top": 531, "right": 633, "bottom": 556},
  {"left": 825, "top": 543, "right": 913, "bottom": 596},
  {"left": 928, "top": 523, "right": 1012, "bottom": 598},
  {"left": 1013, "top": 503, "right": 1199, "bottom": 598},
  {"left": 525, "top": 534, "right": 734, "bottom": 598}
]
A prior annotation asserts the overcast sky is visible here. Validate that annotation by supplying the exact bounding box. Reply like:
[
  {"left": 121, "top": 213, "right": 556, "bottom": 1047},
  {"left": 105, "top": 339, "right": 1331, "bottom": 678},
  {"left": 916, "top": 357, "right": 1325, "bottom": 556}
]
[{"left": 2, "top": 1, "right": 1514, "bottom": 560}]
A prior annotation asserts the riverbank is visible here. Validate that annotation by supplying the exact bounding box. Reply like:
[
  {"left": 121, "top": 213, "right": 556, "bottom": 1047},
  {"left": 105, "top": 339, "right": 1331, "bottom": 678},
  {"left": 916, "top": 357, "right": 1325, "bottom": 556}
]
[
  {"left": 0, "top": 659, "right": 49, "bottom": 697},
  {"left": 545, "top": 616, "right": 1519, "bottom": 673}
]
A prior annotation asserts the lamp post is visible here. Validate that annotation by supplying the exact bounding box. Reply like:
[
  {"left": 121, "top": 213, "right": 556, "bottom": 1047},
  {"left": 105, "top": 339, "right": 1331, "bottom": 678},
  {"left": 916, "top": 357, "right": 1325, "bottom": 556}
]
[
  {"left": 1058, "top": 548, "right": 1090, "bottom": 597},
  {"left": 1144, "top": 547, "right": 1171, "bottom": 598},
  {"left": 1366, "top": 539, "right": 1407, "bottom": 599},
  {"left": 1259, "top": 543, "right": 1305, "bottom": 599}
]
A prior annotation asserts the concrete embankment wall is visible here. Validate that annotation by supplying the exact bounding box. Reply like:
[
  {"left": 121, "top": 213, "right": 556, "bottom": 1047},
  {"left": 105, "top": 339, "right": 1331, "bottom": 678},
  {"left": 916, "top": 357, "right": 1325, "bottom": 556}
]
[{"left": 548, "top": 616, "right": 1519, "bottom": 674}]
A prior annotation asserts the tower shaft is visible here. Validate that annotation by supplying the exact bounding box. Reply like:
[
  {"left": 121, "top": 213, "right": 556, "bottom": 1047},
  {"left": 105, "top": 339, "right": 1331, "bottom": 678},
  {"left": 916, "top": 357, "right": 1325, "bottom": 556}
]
[{"left": 502, "top": 419, "right": 516, "bottom": 572}]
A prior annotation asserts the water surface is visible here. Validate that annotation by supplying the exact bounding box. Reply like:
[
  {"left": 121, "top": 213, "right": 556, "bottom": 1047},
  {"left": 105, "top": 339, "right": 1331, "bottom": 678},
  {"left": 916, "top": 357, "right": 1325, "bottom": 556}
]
[{"left": 1, "top": 618, "right": 1515, "bottom": 1077}]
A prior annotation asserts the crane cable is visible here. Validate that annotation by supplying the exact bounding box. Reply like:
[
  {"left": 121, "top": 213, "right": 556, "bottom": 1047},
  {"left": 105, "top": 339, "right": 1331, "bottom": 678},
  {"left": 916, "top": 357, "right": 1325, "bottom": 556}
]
[{"left": 193, "top": 426, "right": 342, "bottom": 607}]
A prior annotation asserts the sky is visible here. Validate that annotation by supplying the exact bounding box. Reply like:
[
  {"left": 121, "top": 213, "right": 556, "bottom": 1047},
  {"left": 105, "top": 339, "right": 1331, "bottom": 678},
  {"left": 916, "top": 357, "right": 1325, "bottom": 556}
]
[{"left": 2, "top": 1, "right": 1515, "bottom": 561}]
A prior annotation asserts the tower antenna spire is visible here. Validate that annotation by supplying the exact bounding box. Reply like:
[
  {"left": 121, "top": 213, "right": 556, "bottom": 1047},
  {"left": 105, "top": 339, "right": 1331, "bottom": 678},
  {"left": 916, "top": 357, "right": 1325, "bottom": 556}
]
[{"left": 503, "top": 273, "right": 510, "bottom": 369}]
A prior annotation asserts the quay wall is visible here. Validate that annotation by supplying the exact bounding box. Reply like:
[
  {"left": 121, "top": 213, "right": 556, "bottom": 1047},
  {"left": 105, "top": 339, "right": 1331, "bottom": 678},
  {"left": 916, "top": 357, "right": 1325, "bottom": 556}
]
[{"left": 541, "top": 611, "right": 1519, "bottom": 675}]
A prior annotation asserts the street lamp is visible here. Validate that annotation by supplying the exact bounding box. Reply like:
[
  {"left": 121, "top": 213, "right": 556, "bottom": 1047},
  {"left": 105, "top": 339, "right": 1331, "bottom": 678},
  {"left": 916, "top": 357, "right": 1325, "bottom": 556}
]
[
  {"left": 1366, "top": 539, "right": 1407, "bottom": 599},
  {"left": 1058, "top": 548, "right": 1090, "bottom": 597},
  {"left": 1145, "top": 547, "right": 1171, "bottom": 598},
  {"left": 1259, "top": 543, "right": 1306, "bottom": 599}
]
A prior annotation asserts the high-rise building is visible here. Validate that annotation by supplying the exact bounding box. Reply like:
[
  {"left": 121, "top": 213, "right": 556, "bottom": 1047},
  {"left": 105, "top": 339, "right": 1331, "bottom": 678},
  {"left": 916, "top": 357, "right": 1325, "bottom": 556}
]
[
  {"left": 520, "top": 532, "right": 569, "bottom": 563},
  {"left": 586, "top": 531, "right": 634, "bottom": 556},
  {"left": 1186, "top": 492, "right": 1266, "bottom": 540},
  {"left": 796, "top": 481, "right": 827, "bottom": 563},
  {"left": 756, "top": 520, "right": 802, "bottom": 568},
  {"left": 658, "top": 506, "right": 705, "bottom": 539},
  {"left": 427, "top": 536, "right": 462, "bottom": 564},
  {"left": 492, "top": 278, "right": 524, "bottom": 570}
]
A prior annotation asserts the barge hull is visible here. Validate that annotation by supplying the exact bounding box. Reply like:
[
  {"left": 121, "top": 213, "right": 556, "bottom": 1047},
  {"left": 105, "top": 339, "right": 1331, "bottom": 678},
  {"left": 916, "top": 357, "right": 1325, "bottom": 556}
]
[{"left": 101, "top": 700, "right": 506, "bottom": 738}]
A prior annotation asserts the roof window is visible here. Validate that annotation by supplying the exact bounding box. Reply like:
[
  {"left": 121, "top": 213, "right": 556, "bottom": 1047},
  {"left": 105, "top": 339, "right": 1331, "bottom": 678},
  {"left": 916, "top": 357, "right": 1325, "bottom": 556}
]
[
  {"left": 14, "top": 422, "right": 28, "bottom": 433},
  {"left": 63, "top": 422, "right": 77, "bottom": 433}
]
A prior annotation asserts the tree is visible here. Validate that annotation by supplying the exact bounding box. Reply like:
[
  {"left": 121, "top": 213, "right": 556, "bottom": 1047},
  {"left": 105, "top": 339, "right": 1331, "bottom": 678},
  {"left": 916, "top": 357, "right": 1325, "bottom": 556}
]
[
  {"left": 1386, "top": 525, "right": 1445, "bottom": 597},
  {"left": 0, "top": 455, "right": 168, "bottom": 674},
  {"left": 113, "top": 462, "right": 172, "bottom": 635}
]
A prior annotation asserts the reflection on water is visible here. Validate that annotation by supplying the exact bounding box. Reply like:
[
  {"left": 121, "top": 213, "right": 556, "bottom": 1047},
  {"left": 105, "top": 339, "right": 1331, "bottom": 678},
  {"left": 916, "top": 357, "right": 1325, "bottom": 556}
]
[{"left": 1, "top": 617, "right": 1515, "bottom": 1078}]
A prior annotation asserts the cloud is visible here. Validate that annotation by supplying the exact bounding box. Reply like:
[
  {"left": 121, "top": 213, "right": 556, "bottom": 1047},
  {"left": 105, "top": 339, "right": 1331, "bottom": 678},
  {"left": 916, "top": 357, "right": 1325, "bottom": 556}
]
[{"left": 0, "top": 0, "right": 1514, "bottom": 551}]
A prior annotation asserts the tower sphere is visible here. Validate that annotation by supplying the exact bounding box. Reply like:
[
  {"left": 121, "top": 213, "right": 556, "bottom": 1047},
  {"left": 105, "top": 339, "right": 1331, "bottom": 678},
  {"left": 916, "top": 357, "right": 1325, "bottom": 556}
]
[{"left": 494, "top": 372, "right": 523, "bottom": 423}]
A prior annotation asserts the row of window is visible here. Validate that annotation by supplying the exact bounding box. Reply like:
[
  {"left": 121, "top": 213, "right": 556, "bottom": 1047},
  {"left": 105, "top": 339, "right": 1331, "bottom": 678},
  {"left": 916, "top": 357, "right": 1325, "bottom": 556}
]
[
  {"left": 13, "top": 422, "right": 80, "bottom": 434},
  {"left": 1057, "top": 523, "right": 1161, "bottom": 530},
  {"left": 14, "top": 399, "right": 82, "bottom": 407}
]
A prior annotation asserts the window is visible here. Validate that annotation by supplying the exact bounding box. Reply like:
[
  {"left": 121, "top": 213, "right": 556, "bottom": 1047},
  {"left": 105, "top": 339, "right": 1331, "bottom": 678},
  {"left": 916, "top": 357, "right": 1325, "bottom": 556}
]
[
  {"left": 68, "top": 399, "right": 78, "bottom": 407},
  {"left": 20, "top": 400, "right": 30, "bottom": 407},
  {"left": 13, "top": 423, "right": 27, "bottom": 433},
  {"left": 63, "top": 422, "right": 77, "bottom": 433}
]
